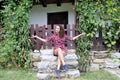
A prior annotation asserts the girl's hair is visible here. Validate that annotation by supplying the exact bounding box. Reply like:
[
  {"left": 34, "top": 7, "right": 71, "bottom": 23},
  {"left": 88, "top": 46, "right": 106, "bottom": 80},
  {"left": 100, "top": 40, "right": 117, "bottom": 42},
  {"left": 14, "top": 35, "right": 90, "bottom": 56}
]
[{"left": 59, "top": 25, "right": 65, "bottom": 38}]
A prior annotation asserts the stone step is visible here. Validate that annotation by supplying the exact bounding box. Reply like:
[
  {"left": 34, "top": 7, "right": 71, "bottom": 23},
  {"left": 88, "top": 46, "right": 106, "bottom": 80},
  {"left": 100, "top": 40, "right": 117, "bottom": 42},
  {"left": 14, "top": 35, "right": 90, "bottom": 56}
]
[
  {"left": 30, "top": 53, "right": 41, "bottom": 62},
  {"left": 50, "top": 69, "right": 80, "bottom": 78},
  {"left": 30, "top": 52, "right": 77, "bottom": 62},
  {"left": 37, "top": 69, "right": 80, "bottom": 80},
  {"left": 37, "top": 61, "right": 78, "bottom": 72},
  {"left": 91, "top": 50, "right": 108, "bottom": 54},
  {"left": 33, "top": 60, "right": 78, "bottom": 67},
  {"left": 30, "top": 49, "right": 77, "bottom": 62},
  {"left": 40, "top": 54, "right": 78, "bottom": 61},
  {"left": 40, "top": 49, "right": 76, "bottom": 55},
  {"left": 31, "top": 60, "right": 78, "bottom": 72},
  {"left": 92, "top": 59, "right": 105, "bottom": 64}
]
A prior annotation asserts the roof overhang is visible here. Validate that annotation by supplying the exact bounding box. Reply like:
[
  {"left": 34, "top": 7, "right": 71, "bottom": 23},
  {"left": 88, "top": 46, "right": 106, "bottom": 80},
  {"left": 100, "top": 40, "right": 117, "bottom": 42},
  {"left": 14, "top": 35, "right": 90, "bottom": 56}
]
[{"left": 33, "top": 0, "right": 75, "bottom": 7}]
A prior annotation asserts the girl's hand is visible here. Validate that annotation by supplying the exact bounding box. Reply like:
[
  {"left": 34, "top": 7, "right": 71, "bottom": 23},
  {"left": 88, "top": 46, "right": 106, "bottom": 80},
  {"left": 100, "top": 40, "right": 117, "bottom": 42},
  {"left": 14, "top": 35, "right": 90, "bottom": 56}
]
[
  {"left": 81, "top": 32, "right": 86, "bottom": 36},
  {"left": 31, "top": 35, "right": 37, "bottom": 38}
]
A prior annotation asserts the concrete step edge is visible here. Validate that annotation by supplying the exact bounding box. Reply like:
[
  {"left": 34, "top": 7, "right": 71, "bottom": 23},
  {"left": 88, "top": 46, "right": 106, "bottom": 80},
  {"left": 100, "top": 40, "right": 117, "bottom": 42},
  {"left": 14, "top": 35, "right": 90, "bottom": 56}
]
[{"left": 37, "top": 69, "right": 80, "bottom": 79}]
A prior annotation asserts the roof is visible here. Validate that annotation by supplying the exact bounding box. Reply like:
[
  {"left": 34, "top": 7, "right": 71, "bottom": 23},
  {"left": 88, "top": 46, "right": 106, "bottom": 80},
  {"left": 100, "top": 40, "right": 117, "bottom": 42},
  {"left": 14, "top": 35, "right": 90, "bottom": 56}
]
[{"left": 33, "top": 0, "right": 75, "bottom": 7}]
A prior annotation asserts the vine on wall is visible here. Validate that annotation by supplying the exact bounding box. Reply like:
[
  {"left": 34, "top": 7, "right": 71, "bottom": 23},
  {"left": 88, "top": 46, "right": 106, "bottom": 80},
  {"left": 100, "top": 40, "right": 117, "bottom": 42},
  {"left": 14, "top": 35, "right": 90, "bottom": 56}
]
[
  {"left": 76, "top": 0, "right": 120, "bottom": 71},
  {"left": 102, "top": 0, "right": 120, "bottom": 50}
]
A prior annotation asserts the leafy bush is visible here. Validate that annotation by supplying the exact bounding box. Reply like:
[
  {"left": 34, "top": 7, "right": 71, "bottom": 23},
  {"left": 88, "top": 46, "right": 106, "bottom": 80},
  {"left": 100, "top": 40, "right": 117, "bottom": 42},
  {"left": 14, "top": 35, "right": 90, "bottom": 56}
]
[
  {"left": 0, "top": 0, "right": 33, "bottom": 69},
  {"left": 76, "top": 0, "right": 120, "bottom": 71}
]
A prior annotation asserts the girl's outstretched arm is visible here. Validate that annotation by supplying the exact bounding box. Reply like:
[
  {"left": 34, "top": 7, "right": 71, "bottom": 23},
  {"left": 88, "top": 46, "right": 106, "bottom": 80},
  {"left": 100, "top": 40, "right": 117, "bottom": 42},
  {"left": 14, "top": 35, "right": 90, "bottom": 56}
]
[
  {"left": 73, "top": 32, "right": 86, "bottom": 40},
  {"left": 31, "top": 35, "right": 47, "bottom": 42}
]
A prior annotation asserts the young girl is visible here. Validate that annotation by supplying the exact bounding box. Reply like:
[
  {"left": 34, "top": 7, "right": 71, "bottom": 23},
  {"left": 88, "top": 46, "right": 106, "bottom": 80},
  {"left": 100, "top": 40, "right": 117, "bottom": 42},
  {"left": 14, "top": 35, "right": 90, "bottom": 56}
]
[{"left": 32, "top": 25, "right": 85, "bottom": 76}]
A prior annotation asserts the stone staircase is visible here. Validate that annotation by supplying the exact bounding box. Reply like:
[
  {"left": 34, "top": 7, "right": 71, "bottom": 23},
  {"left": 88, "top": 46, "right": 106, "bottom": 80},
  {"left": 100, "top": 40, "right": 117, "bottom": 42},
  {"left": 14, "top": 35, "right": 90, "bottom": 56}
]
[{"left": 30, "top": 49, "right": 80, "bottom": 80}]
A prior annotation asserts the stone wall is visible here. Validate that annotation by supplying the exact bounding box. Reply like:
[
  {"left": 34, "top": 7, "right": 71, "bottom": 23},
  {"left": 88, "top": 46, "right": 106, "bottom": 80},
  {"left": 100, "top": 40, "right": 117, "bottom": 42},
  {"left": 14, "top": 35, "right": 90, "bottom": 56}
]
[
  {"left": 90, "top": 51, "right": 120, "bottom": 72},
  {"left": 30, "top": 49, "right": 120, "bottom": 79}
]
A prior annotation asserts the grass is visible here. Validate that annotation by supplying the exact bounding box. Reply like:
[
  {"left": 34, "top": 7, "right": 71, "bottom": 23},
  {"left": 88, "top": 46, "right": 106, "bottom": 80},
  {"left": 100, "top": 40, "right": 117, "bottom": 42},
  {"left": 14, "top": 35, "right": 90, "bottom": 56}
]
[
  {"left": 78, "top": 70, "right": 120, "bottom": 80},
  {"left": 0, "top": 68, "right": 37, "bottom": 80},
  {"left": 0, "top": 68, "right": 120, "bottom": 80}
]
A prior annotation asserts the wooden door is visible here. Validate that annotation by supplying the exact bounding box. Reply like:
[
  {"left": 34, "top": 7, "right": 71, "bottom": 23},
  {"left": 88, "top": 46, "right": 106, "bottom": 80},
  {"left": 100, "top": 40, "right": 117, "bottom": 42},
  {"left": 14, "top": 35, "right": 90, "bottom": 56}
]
[{"left": 47, "top": 11, "right": 68, "bottom": 27}]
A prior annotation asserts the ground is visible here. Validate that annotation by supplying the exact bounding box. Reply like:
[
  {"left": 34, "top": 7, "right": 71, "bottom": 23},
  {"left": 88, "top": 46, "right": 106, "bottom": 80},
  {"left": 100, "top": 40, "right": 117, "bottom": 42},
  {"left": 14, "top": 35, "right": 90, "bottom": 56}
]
[{"left": 0, "top": 68, "right": 120, "bottom": 80}]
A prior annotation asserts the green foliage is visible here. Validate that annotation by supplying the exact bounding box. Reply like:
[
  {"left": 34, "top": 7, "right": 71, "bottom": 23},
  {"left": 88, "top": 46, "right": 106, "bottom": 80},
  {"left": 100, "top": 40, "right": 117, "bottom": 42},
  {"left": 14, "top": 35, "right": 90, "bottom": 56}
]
[
  {"left": 76, "top": 1, "right": 99, "bottom": 37},
  {"left": 102, "top": 0, "right": 120, "bottom": 49},
  {"left": 76, "top": 0, "right": 99, "bottom": 72},
  {"left": 76, "top": 36, "right": 91, "bottom": 72},
  {"left": 0, "top": 0, "right": 33, "bottom": 69},
  {"left": 103, "top": 22, "right": 120, "bottom": 49},
  {"left": 76, "top": 0, "right": 120, "bottom": 71}
]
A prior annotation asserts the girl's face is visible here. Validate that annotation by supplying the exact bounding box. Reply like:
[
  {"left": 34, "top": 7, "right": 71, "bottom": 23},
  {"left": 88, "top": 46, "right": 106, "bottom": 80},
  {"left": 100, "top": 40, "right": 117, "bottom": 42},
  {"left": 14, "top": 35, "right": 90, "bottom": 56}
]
[{"left": 55, "top": 25, "right": 60, "bottom": 34}]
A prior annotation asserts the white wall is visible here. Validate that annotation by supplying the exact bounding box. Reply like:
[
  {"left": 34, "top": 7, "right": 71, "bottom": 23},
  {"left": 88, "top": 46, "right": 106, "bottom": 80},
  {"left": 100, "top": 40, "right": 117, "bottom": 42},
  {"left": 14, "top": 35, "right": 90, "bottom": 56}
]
[{"left": 29, "top": 3, "right": 75, "bottom": 26}]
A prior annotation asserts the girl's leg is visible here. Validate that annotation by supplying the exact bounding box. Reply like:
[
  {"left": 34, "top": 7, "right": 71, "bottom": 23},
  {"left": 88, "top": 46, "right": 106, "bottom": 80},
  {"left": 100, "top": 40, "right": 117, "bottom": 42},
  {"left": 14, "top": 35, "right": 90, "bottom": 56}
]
[
  {"left": 54, "top": 48, "right": 66, "bottom": 67},
  {"left": 57, "top": 57, "right": 61, "bottom": 70},
  {"left": 54, "top": 48, "right": 65, "bottom": 76},
  {"left": 55, "top": 57, "right": 61, "bottom": 76},
  {"left": 55, "top": 48, "right": 68, "bottom": 71}
]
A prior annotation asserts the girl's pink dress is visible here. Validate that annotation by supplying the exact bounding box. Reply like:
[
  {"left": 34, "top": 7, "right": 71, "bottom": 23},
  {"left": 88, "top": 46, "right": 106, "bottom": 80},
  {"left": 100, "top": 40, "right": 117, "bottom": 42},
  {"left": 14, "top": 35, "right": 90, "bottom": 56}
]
[{"left": 46, "top": 34, "right": 73, "bottom": 55}]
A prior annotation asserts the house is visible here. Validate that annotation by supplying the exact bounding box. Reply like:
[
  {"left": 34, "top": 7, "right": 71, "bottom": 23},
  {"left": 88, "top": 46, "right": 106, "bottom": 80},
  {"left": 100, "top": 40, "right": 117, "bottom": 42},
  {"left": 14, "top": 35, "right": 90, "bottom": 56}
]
[
  {"left": 29, "top": 0, "right": 77, "bottom": 51},
  {"left": 29, "top": 0, "right": 107, "bottom": 51},
  {"left": 0, "top": 0, "right": 109, "bottom": 51}
]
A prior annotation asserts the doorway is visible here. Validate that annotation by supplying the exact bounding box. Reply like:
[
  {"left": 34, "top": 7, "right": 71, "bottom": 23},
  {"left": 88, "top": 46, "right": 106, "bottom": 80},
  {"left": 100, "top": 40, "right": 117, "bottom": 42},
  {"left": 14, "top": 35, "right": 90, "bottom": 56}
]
[{"left": 47, "top": 11, "right": 68, "bottom": 29}]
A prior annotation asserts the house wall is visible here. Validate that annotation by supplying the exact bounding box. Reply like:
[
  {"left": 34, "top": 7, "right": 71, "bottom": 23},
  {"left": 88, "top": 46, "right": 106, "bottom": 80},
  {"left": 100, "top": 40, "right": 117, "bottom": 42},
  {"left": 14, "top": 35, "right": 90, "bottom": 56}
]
[{"left": 29, "top": 3, "right": 75, "bottom": 26}]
